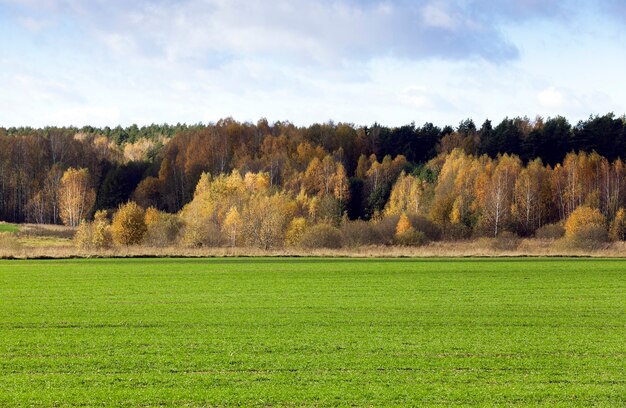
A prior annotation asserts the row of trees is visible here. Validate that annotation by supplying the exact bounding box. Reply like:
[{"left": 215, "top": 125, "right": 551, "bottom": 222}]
[
  {"left": 3, "top": 114, "right": 626, "bottom": 230},
  {"left": 416, "top": 149, "right": 626, "bottom": 238},
  {"left": 72, "top": 148, "right": 626, "bottom": 250}
]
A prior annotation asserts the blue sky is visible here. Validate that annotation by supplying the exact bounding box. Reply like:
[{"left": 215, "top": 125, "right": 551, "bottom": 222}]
[{"left": 1, "top": 0, "right": 626, "bottom": 127}]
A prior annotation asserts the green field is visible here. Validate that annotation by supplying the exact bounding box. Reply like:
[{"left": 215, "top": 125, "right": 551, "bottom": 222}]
[
  {"left": 1, "top": 258, "right": 624, "bottom": 406},
  {"left": 0, "top": 223, "right": 19, "bottom": 233}
]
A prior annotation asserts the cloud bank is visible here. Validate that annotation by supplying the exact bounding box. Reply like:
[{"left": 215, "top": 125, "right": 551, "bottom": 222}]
[
  {"left": 3, "top": 0, "right": 574, "bottom": 65},
  {"left": 1, "top": 0, "right": 625, "bottom": 127}
]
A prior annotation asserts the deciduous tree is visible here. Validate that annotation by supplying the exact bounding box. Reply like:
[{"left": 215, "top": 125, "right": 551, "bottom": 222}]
[
  {"left": 58, "top": 167, "right": 96, "bottom": 227},
  {"left": 111, "top": 201, "right": 147, "bottom": 245}
]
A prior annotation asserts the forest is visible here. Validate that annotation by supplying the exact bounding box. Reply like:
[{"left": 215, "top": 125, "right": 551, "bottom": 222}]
[{"left": 2, "top": 113, "right": 626, "bottom": 249}]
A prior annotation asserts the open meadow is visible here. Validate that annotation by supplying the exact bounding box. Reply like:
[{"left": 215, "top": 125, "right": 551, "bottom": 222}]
[{"left": 1, "top": 258, "right": 624, "bottom": 406}]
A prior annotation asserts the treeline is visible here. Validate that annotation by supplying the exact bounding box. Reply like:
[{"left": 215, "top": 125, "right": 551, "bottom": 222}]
[
  {"left": 2, "top": 114, "right": 626, "bottom": 241},
  {"left": 75, "top": 148, "right": 626, "bottom": 251}
]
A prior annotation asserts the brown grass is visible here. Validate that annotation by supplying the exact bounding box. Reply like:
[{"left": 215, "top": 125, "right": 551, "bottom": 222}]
[{"left": 1, "top": 237, "right": 626, "bottom": 259}]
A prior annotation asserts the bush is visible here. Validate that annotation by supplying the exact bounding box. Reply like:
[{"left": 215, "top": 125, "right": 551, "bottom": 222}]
[
  {"left": 576, "top": 225, "right": 609, "bottom": 242},
  {"left": 73, "top": 212, "right": 112, "bottom": 250},
  {"left": 535, "top": 223, "right": 565, "bottom": 239},
  {"left": 341, "top": 220, "right": 382, "bottom": 247},
  {"left": 181, "top": 219, "right": 223, "bottom": 247},
  {"left": 144, "top": 211, "right": 182, "bottom": 247},
  {"left": 570, "top": 224, "right": 608, "bottom": 243},
  {"left": 557, "top": 225, "right": 609, "bottom": 251},
  {"left": 565, "top": 206, "right": 606, "bottom": 239},
  {"left": 394, "top": 228, "right": 428, "bottom": 246},
  {"left": 111, "top": 201, "right": 147, "bottom": 246},
  {"left": 372, "top": 215, "right": 400, "bottom": 245},
  {"left": 74, "top": 221, "right": 93, "bottom": 249},
  {"left": 300, "top": 224, "right": 342, "bottom": 249},
  {"left": 92, "top": 210, "right": 112, "bottom": 249},
  {"left": 407, "top": 214, "right": 442, "bottom": 241}
]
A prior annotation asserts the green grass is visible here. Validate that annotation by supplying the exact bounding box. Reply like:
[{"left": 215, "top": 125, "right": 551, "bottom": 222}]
[
  {"left": 0, "top": 222, "right": 19, "bottom": 233},
  {"left": 0, "top": 258, "right": 624, "bottom": 406}
]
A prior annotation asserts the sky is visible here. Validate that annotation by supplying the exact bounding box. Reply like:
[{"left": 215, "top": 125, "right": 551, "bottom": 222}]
[{"left": 1, "top": 0, "right": 626, "bottom": 128}]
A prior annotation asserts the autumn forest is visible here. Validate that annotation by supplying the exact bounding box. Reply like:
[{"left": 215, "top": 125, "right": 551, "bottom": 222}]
[{"left": 2, "top": 113, "right": 626, "bottom": 249}]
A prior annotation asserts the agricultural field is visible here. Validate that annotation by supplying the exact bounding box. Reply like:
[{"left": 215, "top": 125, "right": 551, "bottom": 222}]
[{"left": 0, "top": 258, "right": 624, "bottom": 406}]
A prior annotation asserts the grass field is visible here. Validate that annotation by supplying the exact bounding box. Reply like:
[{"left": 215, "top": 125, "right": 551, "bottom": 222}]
[
  {"left": 0, "top": 258, "right": 624, "bottom": 406},
  {"left": 0, "top": 222, "right": 19, "bottom": 233}
]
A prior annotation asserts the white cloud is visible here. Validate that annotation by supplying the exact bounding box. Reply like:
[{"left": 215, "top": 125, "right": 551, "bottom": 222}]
[
  {"left": 1, "top": 0, "right": 626, "bottom": 129},
  {"left": 399, "top": 86, "right": 438, "bottom": 110},
  {"left": 538, "top": 87, "right": 568, "bottom": 109},
  {"left": 5, "top": 0, "right": 527, "bottom": 64}
]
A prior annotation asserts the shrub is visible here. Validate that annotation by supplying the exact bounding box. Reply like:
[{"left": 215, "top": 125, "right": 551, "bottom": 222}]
[
  {"left": 341, "top": 220, "right": 382, "bottom": 247},
  {"left": 407, "top": 214, "right": 442, "bottom": 241},
  {"left": 575, "top": 225, "right": 609, "bottom": 242},
  {"left": 92, "top": 210, "right": 112, "bottom": 249},
  {"left": 111, "top": 201, "right": 147, "bottom": 246},
  {"left": 73, "top": 212, "right": 112, "bottom": 250},
  {"left": 181, "top": 219, "right": 223, "bottom": 247},
  {"left": 394, "top": 228, "right": 428, "bottom": 246},
  {"left": 299, "top": 224, "right": 342, "bottom": 249},
  {"left": 556, "top": 225, "right": 609, "bottom": 251},
  {"left": 372, "top": 215, "right": 400, "bottom": 245},
  {"left": 74, "top": 220, "right": 93, "bottom": 249},
  {"left": 144, "top": 211, "right": 182, "bottom": 247},
  {"left": 565, "top": 206, "right": 606, "bottom": 239},
  {"left": 535, "top": 223, "right": 565, "bottom": 239}
]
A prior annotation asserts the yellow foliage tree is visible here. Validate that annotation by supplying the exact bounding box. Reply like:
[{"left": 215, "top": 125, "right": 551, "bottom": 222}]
[
  {"left": 564, "top": 206, "right": 606, "bottom": 239},
  {"left": 332, "top": 163, "right": 350, "bottom": 206},
  {"left": 73, "top": 220, "right": 93, "bottom": 249},
  {"left": 285, "top": 217, "right": 308, "bottom": 247},
  {"left": 111, "top": 201, "right": 147, "bottom": 246},
  {"left": 58, "top": 167, "right": 95, "bottom": 227},
  {"left": 144, "top": 207, "right": 160, "bottom": 227},
  {"left": 512, "top": 158, "right": 551, "bottom": 234},
  {"left": 385, "top": 172, "right": 427, "bottom": 216},
  {"left": 302, "top": 157, "right": 324, "bottom": 196},
  {"left": 429, "top": 149, "right": 482, "bottom": 227},
  {"left": 242, "top": 194, "right": 294, "bottom": 249},
  {"left": 395, "top": 213, "right": 412, "bottom": 236},
  {"left": 475, "top": 154, "right": 521, "bottom": 236},
  {"left": 222, "top": 206, "right": 242, "bottom": 247},
  {"left": 244, "top": 172, "right": 270, "bottom": 193},
  {"left": 92, "top": 210, "right": 112, "bottom": 249},
  {"left": 73, "top": 210, "right": 111, "bottom": 249}
]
